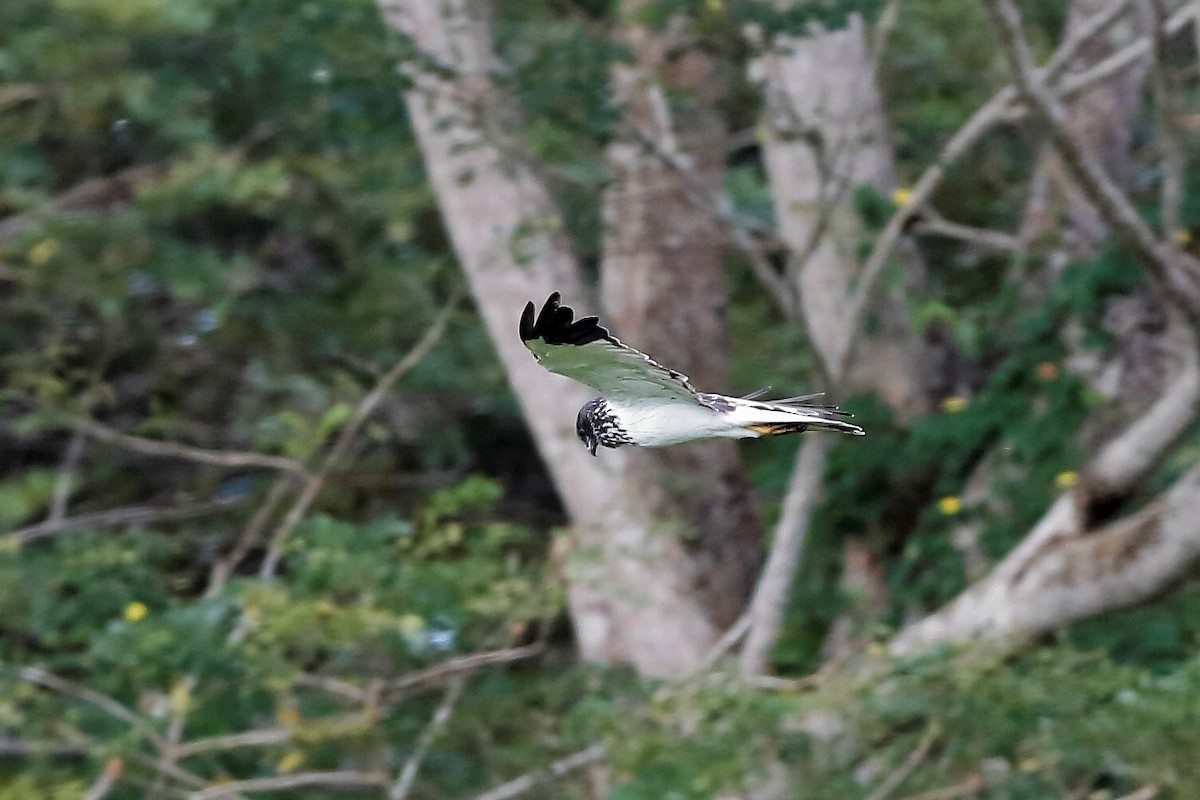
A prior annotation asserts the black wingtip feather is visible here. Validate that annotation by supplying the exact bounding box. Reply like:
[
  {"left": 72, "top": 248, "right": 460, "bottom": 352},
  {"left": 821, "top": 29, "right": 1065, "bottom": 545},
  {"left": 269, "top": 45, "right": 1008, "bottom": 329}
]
[
  {"left": 519, "top": 301, "right": 537, "bottom": 342},
  {"left": 520, "top": 292, "right": 611, "bottom": 347}
]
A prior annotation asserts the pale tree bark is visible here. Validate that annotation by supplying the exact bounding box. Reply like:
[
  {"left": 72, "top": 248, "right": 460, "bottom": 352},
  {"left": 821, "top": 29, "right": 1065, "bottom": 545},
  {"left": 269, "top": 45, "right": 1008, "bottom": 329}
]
[
  {"left": 381, "top": 0, "right": 721, "bottom": 676},
  {"left": 892, "top": 323, "right": 1199, "bottom": 653},
  {"left": 1022, "top": 0, "right": 1170, "bottom": 418},
  {"left": 601, "top": 1, "right": 762, "bottom": 628},
  {"left": 739, "top": 14, "right": 922, "bottom": 675},
  {"left": 1022, "top": 0, "right": 1151, "bottom": 254},
  {"left": 891, "top": 0, "right": 1200, "bottom": 654}
]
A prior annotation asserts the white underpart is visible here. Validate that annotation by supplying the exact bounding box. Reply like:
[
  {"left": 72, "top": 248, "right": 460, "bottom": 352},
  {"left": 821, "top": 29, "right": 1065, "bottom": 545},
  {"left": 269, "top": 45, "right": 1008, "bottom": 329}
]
[{"left": 607, "top": 395, "right": 853, "bottom": 447}]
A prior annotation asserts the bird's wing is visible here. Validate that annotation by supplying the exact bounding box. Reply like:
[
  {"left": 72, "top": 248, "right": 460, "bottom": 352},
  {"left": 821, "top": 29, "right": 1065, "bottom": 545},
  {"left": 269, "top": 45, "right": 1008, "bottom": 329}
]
[{"left": 519, "top": 292, "right": 700, "bottom": 404}]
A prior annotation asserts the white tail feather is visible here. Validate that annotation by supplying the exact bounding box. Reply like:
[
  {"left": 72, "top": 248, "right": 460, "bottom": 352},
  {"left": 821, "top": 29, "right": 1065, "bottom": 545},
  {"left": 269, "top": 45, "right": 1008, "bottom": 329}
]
[{"left": 723, "top": 396, "right": 865, "bottom": 437}]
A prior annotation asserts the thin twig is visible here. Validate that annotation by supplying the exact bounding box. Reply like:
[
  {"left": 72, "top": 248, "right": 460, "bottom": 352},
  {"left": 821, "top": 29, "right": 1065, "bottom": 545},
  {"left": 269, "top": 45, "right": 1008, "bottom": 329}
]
[
  {"left": 387, "top": 644, "right": 544, "bottom": 696},
  {"left": 187, "top": 771, "right": 387, "bottom": 800},
  {"left": 388, "top": 676, "right": 466, "bottom": 800},
  {"left": 837, "top": 0, "right": 1185, "bottom": 380},
  {"left": 151, "top": 674, "right": 199, "bottom": 798},
  {"left": 1145, "top": 0, "right": 1186, "bottom": 236},
  {"left": 293, "top": 672, "right": 370, "bottom": 703},
  {"left": 4, "top": 495, "right": 249, "bottom": 545},
  {"left": 82, "top": 758, "right": 123, "bottom": 800},
  {"left": 75, "top": 418, "right": 307, "bottom": 476},
  {"left": 0, "top": 736, "right": 88, "bottom": 759},
  {"left": 982, "top": 0, "right": 1200, "bottom": 331},
  {"left": 258, "top": 288, "right": 462, "bottom": 579},
  {"left": 740, "top": 435, "right": 833, "bottom": 676},
  {"left": 17, "top": 667, "right": 165, "bottom": 750},
  {"left": 893, "top": 774, "right": 984, "bottom": 800},
  {"left": 204, "top": 476, "right": 295, "bottom": 598},
  {"left": 1042, "top": 0, "right": 1134, "bottom": 78},
  {"left": 54, "top": 722, "right": 225, "bottom": 796},
  {"left": 172, "top": 727, "right": 290, "bottom": 760},
  {"left": 698, "top": 612, "right": 750, "bottom": 671},
  {"left": 911, "top": 216, "right": 1022, "bottom": 252},
  {"left": 49, "top": 430, "right": 86, "bottom": 522},
  {"left": 171, "top": 712, "right": 370, "bottom": 759},
  {"left": 862, "top": 723, "right": 941, "bottom": 800},
  {"left": 469, "top": 744, "right": 605, "bottom": 800}
]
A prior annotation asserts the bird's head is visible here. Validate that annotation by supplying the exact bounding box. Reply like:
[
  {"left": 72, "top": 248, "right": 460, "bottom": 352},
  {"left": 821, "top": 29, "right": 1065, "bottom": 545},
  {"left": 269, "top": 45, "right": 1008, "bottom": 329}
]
[{"left": 576, "top": 402, "right": 600, "bottom": 457}]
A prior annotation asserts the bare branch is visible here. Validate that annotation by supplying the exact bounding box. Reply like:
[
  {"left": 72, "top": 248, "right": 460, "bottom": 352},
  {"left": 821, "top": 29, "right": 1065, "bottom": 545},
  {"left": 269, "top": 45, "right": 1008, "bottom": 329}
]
[
  {"left": 49, "top": 430, "right": 86, "bottom": 523},
  {"left": 893, "top": 775, "right": 985, "bottom": 800},
  {"left": 171, "top": 727, "right": 290, "bottom": 760},
  {"left": 188, "top": 770, "right": 387, "bottom": 800},
  {"left": 4, "top": 495, "right": 249, "bottom": 546},
  {"left": 386, "top": 644, "right": 543, "bottom": 697},
  {"left": 82, "top": 759, "right": 123, "bottom": 800},
  {"left": 204, "top": 476, "right": 295, "bottom": 598},
  {"left": 1088, "top": 324, "right": 1200, "bottom": 492},
  {"left": 862, "top": 723, "right": 940, "bottom": 800},
  {"left": 740, "top": 435, "right": 834, "bottom": 676},
  {"left": 698, "top": 612, "right": 751, "bottom": 671},
  {"left": 0, "top": 735, "right": 87, "bottom": 759},
  {"left": 54, "top": 721, "right": 224, "bottom": 796},
  {"left": 74, "top": 418, "right": 307, "bottom": 477},
  {"left": 893, "top": 457, "right": 1200, "bottom": 653},
  {"left": 1145, "top": 0, "right": 1186, "bottom": 235},
  {"left": 910, "top": 215, "right": 1023, "bottom": 252},
  {"left": 293, "top": 673, "right": 370, "bottom": 704},
  {"left": 171, "top": 712, "right": 370, "bottom": 759},
  {"left": 838, "top": 2, "right": 1191, "bottom": 379},
  {"left": 0, "top": 164, "right": 162, "bottom": 243},
  {"left": 258, "top": 288, "right": 461, "bottom": 578},
  {"left": 388, "top": 676, "right": 466, "bottom": 800},
  {"left": 469, "top": 744, "right": 605, "bottom": 800},
  {"left": 982, "top": 0, "right": 1200, "bottom": 330},
  {"left": 1042, "top": 0, "right": 1134, "bottom": 78},
  {"left": 17, "top": 666, "right": 165, "bottom": 750}
]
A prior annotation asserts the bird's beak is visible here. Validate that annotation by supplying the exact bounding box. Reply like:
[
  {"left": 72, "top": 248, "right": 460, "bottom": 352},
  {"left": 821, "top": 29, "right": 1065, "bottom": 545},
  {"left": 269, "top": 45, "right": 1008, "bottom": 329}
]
[{"left": 588, "top": 438, "right": 598, "bottom": 457}]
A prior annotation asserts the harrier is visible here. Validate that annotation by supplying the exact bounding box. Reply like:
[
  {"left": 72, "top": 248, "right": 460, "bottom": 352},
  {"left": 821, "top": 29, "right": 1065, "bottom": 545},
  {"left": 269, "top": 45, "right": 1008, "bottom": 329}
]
[{"left": 519, "top": 293, "right": 864, "bottom": 455}]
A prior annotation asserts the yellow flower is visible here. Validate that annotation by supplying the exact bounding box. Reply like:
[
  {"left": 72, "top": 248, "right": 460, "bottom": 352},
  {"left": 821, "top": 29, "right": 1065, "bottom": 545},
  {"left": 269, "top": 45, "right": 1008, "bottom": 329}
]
[
  {"left": 275, "top": 706, "right": 301, "bottom": 726},
  {"left": 1173, "top": 228, "right": 1192, "bottom": 246},
  {"left": 123, "top": 601, "right": 149, "bottom": 623},
  {"left": 941, "top": 396, "right": 968, "bottom": 413},
  {"left": 891, "top": 187, "right": 915, "bottom": 207},
  {"left": 28, "top": 239, "right": 58, "bottom": 266},
  {"left": 169, "top": 679, "right": 192, "bottom": 715},
  {"left": 1054, "top": 470, "right": 1079, "bottom": 489},
  {"left": 276, "top": 750, "right": 305, "bottom": 774},
  {"left": 937, "top": 496, "right": 962, "bottom": 516}
]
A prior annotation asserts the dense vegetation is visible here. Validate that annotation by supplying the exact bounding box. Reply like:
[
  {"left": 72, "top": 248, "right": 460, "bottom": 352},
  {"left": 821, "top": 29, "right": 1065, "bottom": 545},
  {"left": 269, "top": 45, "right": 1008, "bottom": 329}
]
[{"left": 2, "top": 0, "right": 1199, "bottom": 798}]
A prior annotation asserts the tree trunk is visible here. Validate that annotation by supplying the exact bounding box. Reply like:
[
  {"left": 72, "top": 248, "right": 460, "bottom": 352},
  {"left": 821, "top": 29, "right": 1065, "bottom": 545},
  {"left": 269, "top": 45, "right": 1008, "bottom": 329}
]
[
  {"left": 740, "top": 14, "right": 918, "bottom": 674},
  {"left": 382, "top": 0, "right": 755, "bottom": 675},
  {"left": 601, "top": 3, "right": 762, "bottom": 629},
  {"left": 752, "top": 13, "right": 924, "bottom": 412}
]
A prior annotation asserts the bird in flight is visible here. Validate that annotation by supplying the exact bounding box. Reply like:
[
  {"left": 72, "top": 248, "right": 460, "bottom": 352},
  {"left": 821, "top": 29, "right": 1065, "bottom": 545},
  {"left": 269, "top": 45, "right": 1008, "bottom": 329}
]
[{"left": 519, "top": 292, "right": 864, "bottom": 455}]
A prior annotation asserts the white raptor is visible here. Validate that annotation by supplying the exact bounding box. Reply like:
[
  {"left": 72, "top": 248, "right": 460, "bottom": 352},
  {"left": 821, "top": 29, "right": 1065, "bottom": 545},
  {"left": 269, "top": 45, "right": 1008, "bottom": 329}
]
[{"left": 519, "top": 293, "right": 864, "bottom": 455}]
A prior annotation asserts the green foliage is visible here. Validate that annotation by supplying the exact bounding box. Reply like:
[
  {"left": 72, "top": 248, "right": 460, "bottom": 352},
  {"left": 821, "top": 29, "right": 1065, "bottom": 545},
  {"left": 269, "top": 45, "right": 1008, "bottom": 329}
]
[{"left": 600, "top": 645, "right": 1200, "bottom": 798}]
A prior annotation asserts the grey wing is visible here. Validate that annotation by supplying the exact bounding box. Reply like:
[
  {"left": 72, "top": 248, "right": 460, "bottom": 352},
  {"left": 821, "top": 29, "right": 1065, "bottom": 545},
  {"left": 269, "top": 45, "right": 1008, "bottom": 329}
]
[{"left": 519, "top": 292, "right": 701, "bottom": 404}]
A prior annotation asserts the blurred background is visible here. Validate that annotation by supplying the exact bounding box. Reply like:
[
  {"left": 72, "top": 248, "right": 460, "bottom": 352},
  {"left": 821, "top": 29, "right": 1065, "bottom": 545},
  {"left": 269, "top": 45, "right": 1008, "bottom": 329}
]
[{"left": 3, "top": 0, "right": 1200, "bottom": 797}]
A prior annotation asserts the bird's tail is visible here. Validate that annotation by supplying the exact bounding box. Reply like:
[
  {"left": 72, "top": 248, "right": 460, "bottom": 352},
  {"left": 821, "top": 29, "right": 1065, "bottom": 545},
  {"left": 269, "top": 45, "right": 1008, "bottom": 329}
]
[{"left": 734, "top": 394, "right": 865, "bottom": 437}]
